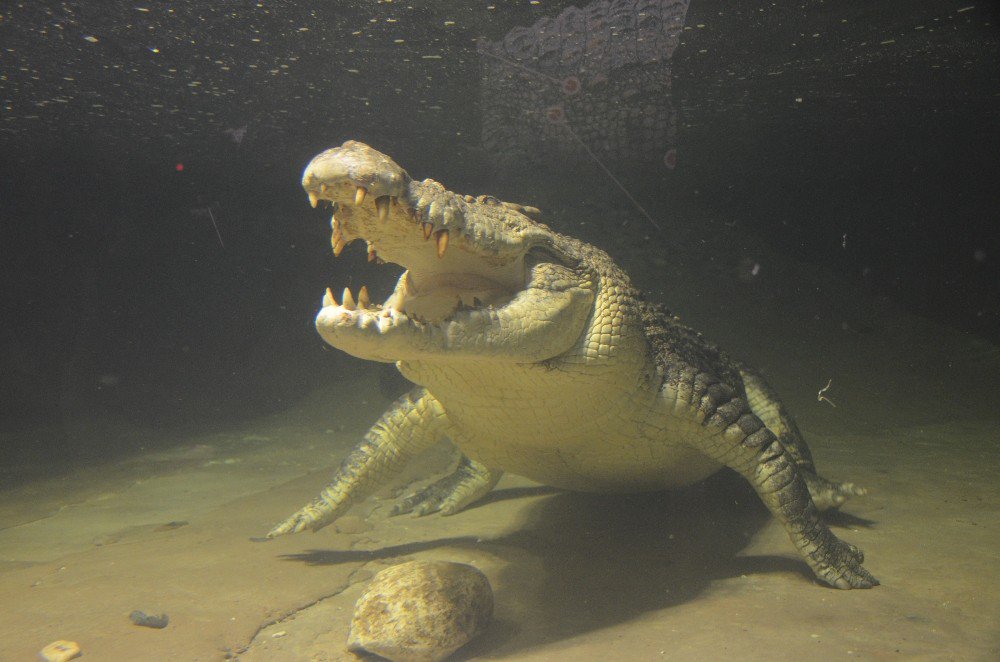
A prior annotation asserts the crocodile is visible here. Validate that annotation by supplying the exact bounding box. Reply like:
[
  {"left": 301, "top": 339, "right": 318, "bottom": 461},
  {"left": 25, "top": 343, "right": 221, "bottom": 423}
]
[{"left": 268, "top": 140, "right": 878, "bottom": 590}]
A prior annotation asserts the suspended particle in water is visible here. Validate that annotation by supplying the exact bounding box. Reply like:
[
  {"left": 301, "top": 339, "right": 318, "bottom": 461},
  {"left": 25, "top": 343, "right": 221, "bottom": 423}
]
[
  {"left": 224, "top": 125, "right": 247, "bottom": 144},
  {"left": 546, "top": 105, "right": 566, "bottom": 124},
  {"left": 663, "top": 148, "right": 677, "bottom": 170}
]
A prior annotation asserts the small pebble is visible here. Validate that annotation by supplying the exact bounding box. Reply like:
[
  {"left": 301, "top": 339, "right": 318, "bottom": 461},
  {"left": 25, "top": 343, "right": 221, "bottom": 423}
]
[
  {"left": 153, "top": 520, "right": 188, "bottom": 532},
  {"left": 130, "top": 610, "right": 169, "bottom": 628},
  {"left": 38, "top": 640, "right": 81, "bottom": 662}
]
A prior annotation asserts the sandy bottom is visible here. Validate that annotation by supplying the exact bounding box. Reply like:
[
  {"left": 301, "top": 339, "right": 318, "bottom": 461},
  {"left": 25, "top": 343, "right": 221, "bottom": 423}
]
[
  {"left": 2, "top": 373, "right": 997, "bottom": 660},
  {"left": 2, "top": 232, "right": 998, "bottom": 660}
]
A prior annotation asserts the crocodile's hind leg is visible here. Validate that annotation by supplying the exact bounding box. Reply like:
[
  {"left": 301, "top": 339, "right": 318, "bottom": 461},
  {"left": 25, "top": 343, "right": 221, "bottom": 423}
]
[
  {"left": 667, "top": 365, "right": 878, "bottom": 588},
  {"left": 739, "top": 367, "right": 866, "bottom": 510},
  {"left": 392, "top": 454, "right": 503, "bottom": 516},
  {"left": 267, "top": 387, "right": 448, "bottom": 537}
]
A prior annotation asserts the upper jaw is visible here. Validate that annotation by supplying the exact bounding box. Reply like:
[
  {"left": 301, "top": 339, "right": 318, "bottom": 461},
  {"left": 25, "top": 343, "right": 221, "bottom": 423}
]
[
  {"left": 302, "top": 140, "right": 410, "bottom": 205},
  {"left": 301, "top": 141, "right": 501, "bottom": 268}
]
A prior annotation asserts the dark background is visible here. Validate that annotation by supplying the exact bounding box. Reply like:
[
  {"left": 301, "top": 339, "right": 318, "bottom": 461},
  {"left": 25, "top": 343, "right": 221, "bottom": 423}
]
[{"left": 1, "top": 1, "right": 997, "bottom": 462}]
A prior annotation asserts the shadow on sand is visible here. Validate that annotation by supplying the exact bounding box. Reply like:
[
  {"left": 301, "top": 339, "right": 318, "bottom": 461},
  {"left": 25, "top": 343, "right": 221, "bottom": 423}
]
[{"left": 279, "top": 470, "right": 873, "bottom": 657}]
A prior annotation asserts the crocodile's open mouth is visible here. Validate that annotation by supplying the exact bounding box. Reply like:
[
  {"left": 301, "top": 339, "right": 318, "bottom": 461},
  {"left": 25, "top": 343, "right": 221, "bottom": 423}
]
[
  {"left": 300, "top": 144, "right": 537, "bottom": 335},
  {"left": 313, "top": 192, "right": 525, "bottom": 326}
]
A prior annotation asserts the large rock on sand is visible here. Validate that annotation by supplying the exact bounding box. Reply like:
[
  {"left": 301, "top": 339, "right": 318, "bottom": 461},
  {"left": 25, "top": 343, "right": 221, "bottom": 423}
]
[{"left": 347, "top": 560, "right": 493, "bottom": 662}]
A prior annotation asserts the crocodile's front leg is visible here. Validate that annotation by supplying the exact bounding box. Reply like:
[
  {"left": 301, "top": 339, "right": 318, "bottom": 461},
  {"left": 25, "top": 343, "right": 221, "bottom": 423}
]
[
  {"left": 267, "top": 387, "right": 448, "bottom": 537},
  {"left": 667, "top": 365, "right": 878, "bottom": 589}
]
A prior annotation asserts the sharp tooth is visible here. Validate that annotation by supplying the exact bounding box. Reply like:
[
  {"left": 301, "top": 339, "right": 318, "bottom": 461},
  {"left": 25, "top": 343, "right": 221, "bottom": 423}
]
[
  {"left": 308, "top": 191, "right": 319, "bottom": 208},
  {"left": 342, "top": 287, "right": 356, "bottom": 310},
  {"left": 422, "top": 222, "right": 434, "bottom": 240},
  {"left": 435, "top": 229, "right": 449, "bottom": 258},
  {"left": 375, "top": 195, "right": 390, "bottom": 221},
  {"left": 358, "top": 286, "right": 370, "bottom": 309},
  {"left": 391, "top": 196, "right": 398, "bottom": 207},
  {"left": 330, "top": 215, "right": 339, "bottom": 233},
  {"left": 320, "top": 183, "right": 329, "bottom": 194},
  {"left": 333, "top": 239, "right": 346, "bottom": 256},
  {"left": 473, "top": 296, "right": 483, "bottom": 308},
  {"left": 384, "top": 284, "right": 407, "bottom": 313},
  {"left": 355, "top": 186, "right": 367, "bottom": 206},
  {"left": 323, "top": 287, "right": 337, "bottom": 307},
  {"left": 367, "top": 241, "right": 376, "bottom": 262}
]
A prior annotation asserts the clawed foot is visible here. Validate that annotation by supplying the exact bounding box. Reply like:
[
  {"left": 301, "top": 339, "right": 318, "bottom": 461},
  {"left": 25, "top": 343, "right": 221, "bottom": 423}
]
[
  {"left": 392, "top": 476, "right": 469, "bottom": 517},
  {"left": 806, "top": 533, "right": 879, "bottom": 589},
  {"left": 267, "top": 502, "right": 333, "bottom": 538},
  {"left": 392, "top": 458, "right": 501, "bottom": 518},
  {"left": 805, "top": 473, "right": 868, "bottom": 511}
]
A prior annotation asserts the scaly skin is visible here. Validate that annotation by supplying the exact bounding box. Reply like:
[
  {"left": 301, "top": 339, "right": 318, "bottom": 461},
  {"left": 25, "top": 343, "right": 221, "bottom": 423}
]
[{"left": 268, "top": 141, "right": 878, "bottom": 590}]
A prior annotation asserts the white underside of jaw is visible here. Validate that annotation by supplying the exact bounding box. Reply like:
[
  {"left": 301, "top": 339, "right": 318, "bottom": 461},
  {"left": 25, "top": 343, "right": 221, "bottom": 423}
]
[
  {"left": 313, "top": 290, "right": 495, "bottom": 363},
  {"left": 317, "top": 302, "right": 411, "bottom": 334},
  {"left": 316, "top": 270, "right": 507, "bottom": 338},
  {"left": 314, "top": 298, "right": 427, "bottom": 364}
]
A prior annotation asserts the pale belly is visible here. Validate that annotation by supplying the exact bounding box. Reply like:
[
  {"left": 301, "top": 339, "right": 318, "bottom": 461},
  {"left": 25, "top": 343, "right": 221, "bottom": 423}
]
[
  {"left": 399, "top": 360, "right": 724, "bottom": 493},
  {"left": 449, "top": 407, "right": 722, "bottom": 492}
]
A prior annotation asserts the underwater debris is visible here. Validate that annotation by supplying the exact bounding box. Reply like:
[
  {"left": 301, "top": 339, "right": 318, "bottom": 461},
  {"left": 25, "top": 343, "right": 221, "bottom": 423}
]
[
  {"left": 129, "top": 610, "right": 169, "bottom": 629},
  {"left": 38, "top": 640, "right": 81, "bottom": 662}
]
